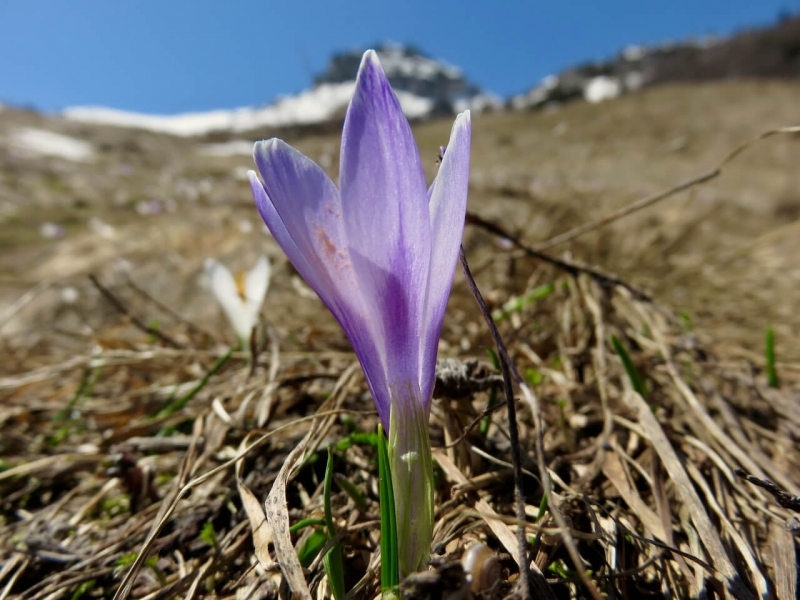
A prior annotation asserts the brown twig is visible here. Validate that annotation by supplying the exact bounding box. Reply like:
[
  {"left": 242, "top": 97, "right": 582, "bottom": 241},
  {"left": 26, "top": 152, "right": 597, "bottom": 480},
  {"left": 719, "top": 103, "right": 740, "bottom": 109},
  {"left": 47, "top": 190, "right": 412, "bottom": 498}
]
[
  {"left": 735, "top": 469, "right": 800, "bottom": 512},
  {"left": 466, "top": 211, "right": 652, "bottom": 301},
  {"left": 458, "top": 247, "right": 536, "bottom": 599},
  {"left": 89, "top": 274, "right": 185, "bottom": 349},
  {"left": 123, "top": 273, "right": 216, "bottom": 340}
]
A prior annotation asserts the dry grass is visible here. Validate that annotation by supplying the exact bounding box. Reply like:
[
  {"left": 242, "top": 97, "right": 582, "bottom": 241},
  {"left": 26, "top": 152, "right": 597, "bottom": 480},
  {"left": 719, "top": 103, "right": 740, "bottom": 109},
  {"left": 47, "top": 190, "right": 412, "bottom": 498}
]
[{"left": 1, "top": 80, "right": 799, "bottom": 599}]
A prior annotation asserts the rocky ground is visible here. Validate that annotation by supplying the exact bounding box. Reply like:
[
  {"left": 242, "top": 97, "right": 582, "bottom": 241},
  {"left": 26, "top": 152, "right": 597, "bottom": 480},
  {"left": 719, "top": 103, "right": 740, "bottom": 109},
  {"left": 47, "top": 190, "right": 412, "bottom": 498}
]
[{"left": 0, "top": 80, "right": 798, "bottom": 599}]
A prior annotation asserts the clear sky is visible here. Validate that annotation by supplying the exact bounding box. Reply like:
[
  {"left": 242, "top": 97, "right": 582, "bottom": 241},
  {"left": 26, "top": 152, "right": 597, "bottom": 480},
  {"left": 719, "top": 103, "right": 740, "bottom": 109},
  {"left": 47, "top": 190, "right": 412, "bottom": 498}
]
[{"left": 1, "top": 0, "right": 797, "bottom": 114}]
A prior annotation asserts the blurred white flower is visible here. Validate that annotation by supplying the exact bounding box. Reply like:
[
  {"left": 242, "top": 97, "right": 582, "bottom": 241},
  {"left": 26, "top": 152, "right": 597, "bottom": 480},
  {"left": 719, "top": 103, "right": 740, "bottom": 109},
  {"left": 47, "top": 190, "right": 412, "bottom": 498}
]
[
  {"left": 204, "top": 256, "right": 271, "bottom": 345},
  {"left": 88, "top": 216, "right": 116, "bottom": 239},
  {"left": 135, "top": 199, "right": 162, "bottom": 215},
  {"left": 60, "top": 286, "right": 80, "bottom": 304},
  {"left": 39, "top": 222, "right": 65, "bottom": 239},
  {"left": 114, "top": 258, "right": 133, "bottom": 275}
]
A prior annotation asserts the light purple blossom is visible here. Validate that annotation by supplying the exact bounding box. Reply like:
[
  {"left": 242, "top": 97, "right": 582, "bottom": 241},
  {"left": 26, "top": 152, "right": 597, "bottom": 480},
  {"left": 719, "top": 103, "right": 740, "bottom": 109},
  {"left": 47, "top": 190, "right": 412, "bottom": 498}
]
[{"left": 249, "top": 50, "right": 471, "bottom": 575}]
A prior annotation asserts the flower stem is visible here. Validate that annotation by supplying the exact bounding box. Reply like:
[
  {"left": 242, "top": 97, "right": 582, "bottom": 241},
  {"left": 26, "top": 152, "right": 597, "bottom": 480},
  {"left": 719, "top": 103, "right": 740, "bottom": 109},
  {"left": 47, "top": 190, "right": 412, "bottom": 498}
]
[{"left": 388, "top": 400, "right": 434, "bottom": 577}]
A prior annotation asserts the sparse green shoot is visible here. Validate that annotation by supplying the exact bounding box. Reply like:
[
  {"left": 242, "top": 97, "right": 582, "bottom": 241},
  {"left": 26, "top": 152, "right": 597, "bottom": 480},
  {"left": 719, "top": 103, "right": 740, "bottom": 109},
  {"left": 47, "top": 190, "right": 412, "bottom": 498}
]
[
  {"left": 611, "top": 335, "right": 648, "bottom": 399},
  {"left": 491, "top": 282, "right": 555, "bottom": 322},
  {"left": 377, "top": 424, "right": 399, "bottom": 595},
  {"left": 765, "top": 325, "right": 779, "bottom": 388}
]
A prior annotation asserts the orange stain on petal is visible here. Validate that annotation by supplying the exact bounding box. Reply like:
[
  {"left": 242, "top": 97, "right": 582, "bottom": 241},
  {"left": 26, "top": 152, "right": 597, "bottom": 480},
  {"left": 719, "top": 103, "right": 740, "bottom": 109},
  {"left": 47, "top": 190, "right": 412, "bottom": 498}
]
[
  {"left": 316, "top": 225, "right": 338, "bottom": 259},
  {"left": 314, "top": 223, "right": 352, "bottom": 273}
]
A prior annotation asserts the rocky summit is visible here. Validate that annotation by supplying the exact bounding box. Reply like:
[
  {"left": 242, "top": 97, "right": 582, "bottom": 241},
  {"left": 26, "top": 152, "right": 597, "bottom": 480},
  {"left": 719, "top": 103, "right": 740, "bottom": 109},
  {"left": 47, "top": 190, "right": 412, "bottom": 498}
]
[{"left": 314, "top": 43, "right": 500, "bottom": 115}]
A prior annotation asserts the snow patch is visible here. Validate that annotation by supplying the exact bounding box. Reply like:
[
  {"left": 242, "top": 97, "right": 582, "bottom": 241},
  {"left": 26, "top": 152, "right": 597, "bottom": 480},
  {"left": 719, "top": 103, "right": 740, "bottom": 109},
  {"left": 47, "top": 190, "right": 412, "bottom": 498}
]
[
  {"left": 64, "top": 82, "right": 432, "bottom": 137},
  {"left": 201, "top": 140, "right": 255, "bottom": 156},
  {"left": 378, "top": 45, "right": 462, "bottom": 80},
  {"left": 624, "top": 71, "right": 644, "bottom": 92},
  {"left": 511, "top": 75, "right": 559, "bottom": 109},
  {"left": 622, "top": 45, "right": 645, "bottom": 61},
  {"left": 454, "top": 92, "right": 504, "bottom": 114},
  {"left": 583, "top": 76, "right": 621, "bottom": 103},
  {"left": 394, "top": 91, "right": 434, "bottom": 118},
  {"left": 11, "top": 128, "right": 94, "bottom": 161}
]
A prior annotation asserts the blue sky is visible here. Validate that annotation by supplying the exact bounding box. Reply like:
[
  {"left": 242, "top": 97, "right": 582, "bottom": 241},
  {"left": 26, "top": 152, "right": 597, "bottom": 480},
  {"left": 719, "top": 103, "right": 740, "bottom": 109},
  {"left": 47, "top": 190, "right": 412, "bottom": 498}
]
[{"left": 1, "top": 1, "right": 797, "bottom": 114}]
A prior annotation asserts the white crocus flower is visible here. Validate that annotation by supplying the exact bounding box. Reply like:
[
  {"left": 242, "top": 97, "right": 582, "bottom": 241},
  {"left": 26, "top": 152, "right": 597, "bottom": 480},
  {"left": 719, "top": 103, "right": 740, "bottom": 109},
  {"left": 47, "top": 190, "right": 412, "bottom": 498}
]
[{"left": 204, "top": 257, "right": 271, "bottom": 345}]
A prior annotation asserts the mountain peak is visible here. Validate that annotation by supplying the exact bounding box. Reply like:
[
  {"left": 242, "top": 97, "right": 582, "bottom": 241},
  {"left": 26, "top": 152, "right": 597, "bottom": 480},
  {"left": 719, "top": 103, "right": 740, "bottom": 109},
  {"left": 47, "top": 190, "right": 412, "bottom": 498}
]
[
  {"left": 62, "top": 43, "right": 498, "bottom": 137},
  {"left": 314, "top": 43, "right": 490, "bottom": 113}
]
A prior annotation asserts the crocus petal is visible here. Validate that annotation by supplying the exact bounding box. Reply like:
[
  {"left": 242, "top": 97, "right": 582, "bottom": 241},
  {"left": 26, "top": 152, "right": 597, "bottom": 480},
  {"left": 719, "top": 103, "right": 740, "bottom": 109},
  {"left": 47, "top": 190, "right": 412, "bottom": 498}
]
[
  {"left": 250, "top": 146, "right": 392, "bottom": 423},
  {"left": 339, "top": 51, "right": 431, "bottom": 310},
  {"left": 205, "top": 258, "right": 252, "bottom": 342},
  {"left": 347, "top": 250, "right": 419, "bottom": 426},
  {"left": 419, "top": 111, "right": 471, "bottom": 403},
  {"left": 251, "top": 141, "right": 354, "bottom": 317},
  {"left": 339, "top": 50, "right": 432, "bottom": 417},
  {"left": 249, "top": 170, "right": 325, "bottom": 300}
]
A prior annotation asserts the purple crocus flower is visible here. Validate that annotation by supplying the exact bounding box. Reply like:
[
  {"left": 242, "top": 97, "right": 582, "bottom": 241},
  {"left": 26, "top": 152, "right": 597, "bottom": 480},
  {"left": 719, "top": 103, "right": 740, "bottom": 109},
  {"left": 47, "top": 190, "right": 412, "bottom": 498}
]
[{"left": 249, "top": 50, "right": 470, "bottom": 576}]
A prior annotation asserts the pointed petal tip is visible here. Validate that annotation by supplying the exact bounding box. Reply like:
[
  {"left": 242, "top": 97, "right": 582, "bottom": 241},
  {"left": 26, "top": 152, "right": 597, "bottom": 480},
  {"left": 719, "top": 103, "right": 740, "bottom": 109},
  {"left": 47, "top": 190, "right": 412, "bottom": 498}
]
[
  {"left": 252, "top": 138, "right": 282, "bottom": 163},
  {"left": 361, "top": 49, "right": 380, "bottom": 67},
  {"left": 454, "top": 110, "right": 472, "bottom": 131},
  {"left": 356, "top": 49, "right": 387, "bottom": 86}
]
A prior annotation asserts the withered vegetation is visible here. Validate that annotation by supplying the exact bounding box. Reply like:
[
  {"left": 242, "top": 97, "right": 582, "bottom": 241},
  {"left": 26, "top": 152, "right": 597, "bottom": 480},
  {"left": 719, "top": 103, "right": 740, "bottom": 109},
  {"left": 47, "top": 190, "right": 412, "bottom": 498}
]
[{"left": 1, "top": 82, "right": 799, "bottom": 599}]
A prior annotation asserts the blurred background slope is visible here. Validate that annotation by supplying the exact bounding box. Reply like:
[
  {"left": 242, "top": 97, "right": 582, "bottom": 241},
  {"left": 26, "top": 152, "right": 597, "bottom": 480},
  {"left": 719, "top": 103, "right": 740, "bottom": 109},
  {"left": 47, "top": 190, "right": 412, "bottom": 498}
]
[{"left": 1, "top": 5, "right": 799, "bottom": 361}]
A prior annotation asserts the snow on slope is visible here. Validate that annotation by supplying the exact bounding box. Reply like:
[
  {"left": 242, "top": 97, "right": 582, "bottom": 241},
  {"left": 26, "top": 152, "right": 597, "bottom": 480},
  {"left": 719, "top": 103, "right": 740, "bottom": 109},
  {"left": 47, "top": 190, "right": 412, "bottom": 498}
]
[
  {"left": 377, "top": 44, "right": 462, "bottom": 80},
  {"left": 10, "top": 128, "right": 94, "bottom": 161},
  {"left": 454, "top": 92, "right": 504, "bottom": 114},
  {"left": 200, "top": 140, "right": 256, "bottom": 157},
  {"left": 64, "top": 81, "right": 433, "bottom": 137}
]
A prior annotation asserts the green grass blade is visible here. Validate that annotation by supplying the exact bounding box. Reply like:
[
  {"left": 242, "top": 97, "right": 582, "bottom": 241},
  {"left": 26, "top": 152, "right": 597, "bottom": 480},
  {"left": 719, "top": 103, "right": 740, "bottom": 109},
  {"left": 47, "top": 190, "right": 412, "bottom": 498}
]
[
  {"left": 377, "top": 424, "right": 399, "bottom": 593},
  {"left": 765, "top": 325, "right": 779, "bottom": 388},
  {"left": 156, "top": 348, "right": 232, "bottom": 419},
  {"left": 297, "top": 529, "right": 327, "bottom": 568},
  {"left": 70, "top": 579, "right": 96, "bottom": 600},
  {"left": 491, "top": 282, "right": 555, "bottom": 322},
  {"left": 323, "top": 448, "right": 346, "bottom": 600},
  {"left": 334, "top": 430, "right": 379, "bottom": 452},
  {"left": 288, "top": 518, "right": 326, "bottom": 533},
  {"left": 334, "top": 474, "right": 368, "bottom": 512},
  {"left": 49, "top": 366, "right": 103, "bottom": 445},
  {"left": 611, "top": 335, "right": 647, "bottom": 399},
  {"left": 534, "top": 490, "right": 548, "bottom": 522}
]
